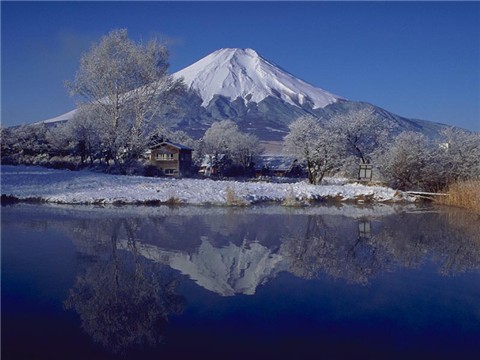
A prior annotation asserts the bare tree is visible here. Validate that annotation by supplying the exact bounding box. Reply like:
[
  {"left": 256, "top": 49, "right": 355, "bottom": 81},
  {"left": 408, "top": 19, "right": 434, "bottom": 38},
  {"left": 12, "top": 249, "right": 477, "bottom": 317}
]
[
  {"left": 284, "top": 116, "right": 341, "bottom": 184},
  {"left": 66, "top": 29, "right": 184, "bottom": 168}
]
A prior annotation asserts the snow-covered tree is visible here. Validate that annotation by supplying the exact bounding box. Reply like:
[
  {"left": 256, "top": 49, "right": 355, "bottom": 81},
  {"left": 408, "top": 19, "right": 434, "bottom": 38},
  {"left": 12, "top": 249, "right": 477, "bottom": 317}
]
[
  {"left": 200, "top": 120, "right": 262, "bottom": 175},
  {"left": 377, "top": 131, "right": 437, "bottom": 190},
  {"left": 438, "top": 127, "right": 480, "bottom": 183},
  {"left": 201, "top": 120, "right": 238, "bottom": 157},
  {"left": 65, "top": 106, "right": 104, "bottom": 165},
  {"left": 231, "top": 132, "right": 262, "bottom": 169},
  {"left": 377, "top": 129, "right": 480, "bottom": 191},
  {"left": 328, "top": 107, "right": 390, "bottom": 165},
  {"left": 45, "top": 124, "right": 74, "bottom": 156},
  {"left": 1, "top": 124, "right": 50, "bottom": 165},
  {"left": 284, "top": 116, "right": 342, "bottom": 185},
  {"left": 66, "top": 29, "right": 184, "bottom": 167},
  {"left": 149, "top": 126, "right": 196, "bottom": 149}
]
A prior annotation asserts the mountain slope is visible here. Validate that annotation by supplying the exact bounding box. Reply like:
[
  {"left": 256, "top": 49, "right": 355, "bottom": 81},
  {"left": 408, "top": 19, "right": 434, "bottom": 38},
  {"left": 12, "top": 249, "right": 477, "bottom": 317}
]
[
  {"left": 174, "top": 48, "right": 341, "bottom": 109},
  {"left": 37, "top": 47, "right": 452, "bottom": 142},
  {"left": 165, "top": 48, "right": 451, "bottom": 141}
]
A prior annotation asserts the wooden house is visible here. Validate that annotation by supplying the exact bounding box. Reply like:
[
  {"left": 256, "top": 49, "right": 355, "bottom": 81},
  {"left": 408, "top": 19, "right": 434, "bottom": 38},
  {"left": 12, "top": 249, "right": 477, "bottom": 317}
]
[{"left": 148, "top": 141, "right": 193, "bottom": 177}]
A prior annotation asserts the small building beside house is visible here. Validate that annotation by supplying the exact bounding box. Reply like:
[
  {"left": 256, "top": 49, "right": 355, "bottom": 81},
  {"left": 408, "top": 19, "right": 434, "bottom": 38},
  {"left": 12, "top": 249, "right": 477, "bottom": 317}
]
[
  {"left": 148, "top": 141, "right": 193, "bottom": 177},
  {"left": 198, "top": 154, "right": 227, "bottom": 177},
  {"left": 255, "top": 155, "right": 301, "bottom": 178}
]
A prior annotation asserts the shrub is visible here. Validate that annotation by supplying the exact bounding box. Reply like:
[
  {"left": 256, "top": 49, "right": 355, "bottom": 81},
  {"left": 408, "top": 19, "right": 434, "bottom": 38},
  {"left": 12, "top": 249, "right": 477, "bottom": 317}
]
[
  {"left": 225, "top": 186, "right": 247, "bottom": 206},
  {"left": 435, "top": 180, "right": 480, "bottom": 213}
]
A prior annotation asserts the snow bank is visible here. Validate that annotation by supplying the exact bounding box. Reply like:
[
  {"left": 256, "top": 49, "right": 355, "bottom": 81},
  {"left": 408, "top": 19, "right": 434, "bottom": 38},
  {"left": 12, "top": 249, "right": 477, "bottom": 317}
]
[{"left": 1, "top": 165, "right": 415, "bottom": 205}]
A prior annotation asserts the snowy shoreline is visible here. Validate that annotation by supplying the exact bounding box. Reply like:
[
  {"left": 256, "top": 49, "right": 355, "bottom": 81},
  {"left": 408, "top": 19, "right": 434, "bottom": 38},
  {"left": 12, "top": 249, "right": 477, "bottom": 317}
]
[{"left": 0, "top": 165, "right": 416, "bottom": 206}]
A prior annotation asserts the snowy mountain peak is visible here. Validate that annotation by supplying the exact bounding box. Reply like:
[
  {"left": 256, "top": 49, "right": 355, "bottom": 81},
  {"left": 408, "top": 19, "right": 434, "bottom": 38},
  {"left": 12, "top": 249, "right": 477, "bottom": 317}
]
[{"left": 173, "top": 48, "right": 342, "bottom": 109}]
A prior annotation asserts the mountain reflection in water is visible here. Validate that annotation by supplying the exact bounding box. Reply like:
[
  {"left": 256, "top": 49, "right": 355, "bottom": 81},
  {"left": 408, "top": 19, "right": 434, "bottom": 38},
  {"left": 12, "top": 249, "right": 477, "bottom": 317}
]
[{"left": 2, "top": 204, "right": 479, "bottom": 358}]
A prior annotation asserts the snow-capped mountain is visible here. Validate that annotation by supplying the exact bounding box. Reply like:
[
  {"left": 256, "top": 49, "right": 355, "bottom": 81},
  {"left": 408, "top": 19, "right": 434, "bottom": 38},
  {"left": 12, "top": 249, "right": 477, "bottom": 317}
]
[
  {"left": 173, "top": 48, "right": 341, "bottom": 109},
  {"left": 37, "top": 47, "right": 450, "bottom": 141},
  {"left": 123, "top": 237, "right": 286, "bottom": 296}
]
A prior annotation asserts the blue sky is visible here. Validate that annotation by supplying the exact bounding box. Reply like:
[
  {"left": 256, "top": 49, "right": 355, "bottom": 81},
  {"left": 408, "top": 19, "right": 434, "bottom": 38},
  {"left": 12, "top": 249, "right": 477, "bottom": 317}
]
[{"left": 2, "top": 1, "right": 479, "bottom": 131}]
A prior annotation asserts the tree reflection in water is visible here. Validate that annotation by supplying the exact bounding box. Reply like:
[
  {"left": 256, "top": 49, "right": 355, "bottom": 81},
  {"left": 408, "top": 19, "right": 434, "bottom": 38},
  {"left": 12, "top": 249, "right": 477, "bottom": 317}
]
[
  {"left": 281, "top": 209, "right": 480, "bottom": 284},
  {"left": 63, "top": 218, "right": 185, "bottom": 354},
  {"left": 17, "top": 204, "right": 478, "bottom": 354},
  {"left": 280, "top": 215, "right": 393, "bottom": 285}
]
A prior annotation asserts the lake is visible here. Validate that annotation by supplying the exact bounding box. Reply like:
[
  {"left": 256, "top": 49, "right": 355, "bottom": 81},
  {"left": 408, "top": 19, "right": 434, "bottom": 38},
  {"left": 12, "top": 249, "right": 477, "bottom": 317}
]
[{"left": 2, "top": 203, "right": 479, "bottom": 359}]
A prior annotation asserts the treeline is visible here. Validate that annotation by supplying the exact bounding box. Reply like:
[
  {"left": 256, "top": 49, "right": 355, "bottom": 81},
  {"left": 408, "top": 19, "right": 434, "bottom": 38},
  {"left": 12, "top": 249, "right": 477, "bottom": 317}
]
[
  {"left": 286, "top": 112, "right": 480, "bottom": 191},
  {"left": 1, "top": 124, "right": 80, "bottom": 170},
  {"left": 2, "top": 110, "right": 479, "bottom": 192},
  {"left": 0, "top": 119, "right": 263, "bottom": 176}
]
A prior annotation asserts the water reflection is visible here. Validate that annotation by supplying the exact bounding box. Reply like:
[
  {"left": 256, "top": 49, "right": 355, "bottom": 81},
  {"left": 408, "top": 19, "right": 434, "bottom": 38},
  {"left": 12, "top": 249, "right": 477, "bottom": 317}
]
[
  {"left": 3, "top": 204, "right": 480, "bottom": 355},
  {"left": 63, "top": 218, "right": 185, "bottom": 354}
]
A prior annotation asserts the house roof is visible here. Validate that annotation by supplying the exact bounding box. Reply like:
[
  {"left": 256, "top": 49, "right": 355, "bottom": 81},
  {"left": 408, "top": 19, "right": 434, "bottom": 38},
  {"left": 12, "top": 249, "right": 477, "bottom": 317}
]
[
  {"left": 255, "top": 155, "right": 297, "bottom": 171},
  {"left": 150, "top": 141, "right": 193, "bottom": 151}
]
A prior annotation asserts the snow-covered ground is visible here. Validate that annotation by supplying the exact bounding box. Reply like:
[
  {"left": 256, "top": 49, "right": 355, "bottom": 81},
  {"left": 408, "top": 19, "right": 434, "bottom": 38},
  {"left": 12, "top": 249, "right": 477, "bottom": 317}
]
[{"left": 0, "top": 165, "right": 415, "bottom": 205}]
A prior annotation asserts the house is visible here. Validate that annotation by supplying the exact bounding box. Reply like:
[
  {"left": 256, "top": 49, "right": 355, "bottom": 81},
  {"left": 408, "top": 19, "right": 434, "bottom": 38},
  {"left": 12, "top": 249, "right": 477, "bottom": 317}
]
[
  {"left": 148, "top": 141, "right": 193, "bottom": 177},
  {"left": 255, "top": 155, "right": 301, "bottom": 177}
]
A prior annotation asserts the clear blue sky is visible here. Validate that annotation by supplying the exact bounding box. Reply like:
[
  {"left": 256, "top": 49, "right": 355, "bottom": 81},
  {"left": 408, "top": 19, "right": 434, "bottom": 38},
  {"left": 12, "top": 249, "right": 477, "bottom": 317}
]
[{"left": 2, "top": 1, "right": 479, "bottom": 131}]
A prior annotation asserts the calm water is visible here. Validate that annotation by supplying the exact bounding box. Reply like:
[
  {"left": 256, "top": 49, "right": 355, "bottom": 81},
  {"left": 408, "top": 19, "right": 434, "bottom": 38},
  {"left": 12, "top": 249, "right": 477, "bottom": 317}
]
[{"left": 2, "top": 203, "right": 480, "bottom": 359}]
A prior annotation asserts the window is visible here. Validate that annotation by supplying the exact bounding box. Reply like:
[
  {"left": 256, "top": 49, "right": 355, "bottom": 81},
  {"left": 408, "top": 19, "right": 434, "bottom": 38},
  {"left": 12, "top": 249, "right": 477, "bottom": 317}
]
[
  {"left": 164, "top": 169, "right": 176, "bottom": 175},
  {"left": 156, "top": 153, "right": 174, "bottom": 161}
]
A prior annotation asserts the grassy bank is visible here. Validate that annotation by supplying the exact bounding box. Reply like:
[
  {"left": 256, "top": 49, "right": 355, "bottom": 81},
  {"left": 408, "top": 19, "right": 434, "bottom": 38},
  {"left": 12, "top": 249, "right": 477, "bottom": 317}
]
[{"left": 435, "top": 180, "right": 480, "bottom": 213}]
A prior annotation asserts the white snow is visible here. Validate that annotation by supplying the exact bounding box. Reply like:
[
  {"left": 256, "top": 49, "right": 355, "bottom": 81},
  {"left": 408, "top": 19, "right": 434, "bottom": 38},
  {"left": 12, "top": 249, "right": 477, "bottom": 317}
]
[
  {"left": 173, "top": 48, "right": 341, "bottom": 109},
  {"left": 1, "top": 165, "right": 415, "bottom": 205},
  {"left": 35, "top": 109, "right": 77, "bottom": 125},
  {"left": 121, "top": 237, "right": 286, "bottom": 296}
]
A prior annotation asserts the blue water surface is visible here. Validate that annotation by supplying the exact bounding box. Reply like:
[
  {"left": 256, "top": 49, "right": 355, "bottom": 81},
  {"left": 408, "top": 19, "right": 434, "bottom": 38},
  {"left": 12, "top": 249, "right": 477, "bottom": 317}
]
[{"left": 2, "top": 204, "right": 479, "bottom": 359}]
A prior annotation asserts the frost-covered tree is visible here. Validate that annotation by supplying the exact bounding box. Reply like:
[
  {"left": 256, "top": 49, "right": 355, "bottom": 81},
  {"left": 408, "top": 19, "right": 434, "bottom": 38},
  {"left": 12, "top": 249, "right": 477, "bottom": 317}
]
[
  {"left": 438, "top": 127, "right": 480, "bottom": 183},
  {"left": 200, "top": 120, "right": 262, "bottom": 174},
  {"left": 149, "top": 126, "right": 197, "bottom": 149},
  {"left": 66, "top": 29, "right": 184, "bottom": 167},
  {"left": 0, "top": 124, "right": 50, "bottom": 165},
  {"left": 328, "top": 108, "right": 390, "bottom": 165},
  {"left": 284, "top": 116, "right": 342, "bottom": 185},
  {"left": 201, "top": 120, "right": 240, "bottom": 157},
  {"left": 231, "top": 132, "right": 262, "bottom": 169},
  {"left": 378, "top": 129, "right": 480, "bottom": 191},
  {"left": 45, "top": 124, "right": 74, "bottom": 156},
  {"left": 377, "top": 131, "right": 437, "bottom": 190},
  {"left": 65, "top": 106, "right": 104, "bottom": 165}
]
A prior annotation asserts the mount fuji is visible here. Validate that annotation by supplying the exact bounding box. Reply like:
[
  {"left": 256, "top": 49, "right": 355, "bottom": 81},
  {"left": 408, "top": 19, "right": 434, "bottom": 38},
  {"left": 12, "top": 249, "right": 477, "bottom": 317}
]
[
  {"left": 174, "top": 48, "right": 340, "bottom": 110},
  {"left": 39, "top": 47, "right": 449, "bottom": 141}
]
